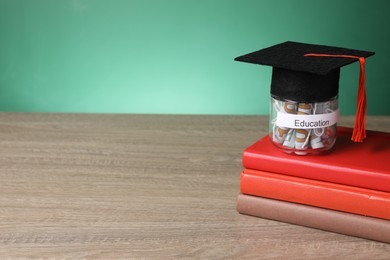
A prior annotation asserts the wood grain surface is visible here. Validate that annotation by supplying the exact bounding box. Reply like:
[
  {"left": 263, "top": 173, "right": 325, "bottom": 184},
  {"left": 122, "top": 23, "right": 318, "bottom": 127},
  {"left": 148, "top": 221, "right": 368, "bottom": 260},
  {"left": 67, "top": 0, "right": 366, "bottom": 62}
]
[{"left": 0, "top": 113, "right": 389, "bottom": 259}]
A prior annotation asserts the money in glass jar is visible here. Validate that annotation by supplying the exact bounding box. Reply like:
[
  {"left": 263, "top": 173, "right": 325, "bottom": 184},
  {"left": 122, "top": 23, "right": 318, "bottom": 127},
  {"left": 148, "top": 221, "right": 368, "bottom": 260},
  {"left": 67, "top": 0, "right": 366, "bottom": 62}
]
[{"left": 269, "top": 96, "right": 339, "bottom": 155}]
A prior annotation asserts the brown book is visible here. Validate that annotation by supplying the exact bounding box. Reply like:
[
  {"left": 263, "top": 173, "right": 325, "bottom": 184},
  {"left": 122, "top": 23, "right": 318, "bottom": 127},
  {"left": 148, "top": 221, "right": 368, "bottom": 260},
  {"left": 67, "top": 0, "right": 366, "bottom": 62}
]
[{"left": 237, "top": 193, "right": 390, "bottom": 244}]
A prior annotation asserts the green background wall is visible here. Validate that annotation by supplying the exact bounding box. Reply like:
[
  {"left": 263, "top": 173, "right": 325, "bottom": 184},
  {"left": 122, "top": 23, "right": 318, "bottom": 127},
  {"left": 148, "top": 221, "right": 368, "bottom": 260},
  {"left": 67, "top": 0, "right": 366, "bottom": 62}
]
[{"left": 0, "top": 0, "right": 389, "bottom": 115}]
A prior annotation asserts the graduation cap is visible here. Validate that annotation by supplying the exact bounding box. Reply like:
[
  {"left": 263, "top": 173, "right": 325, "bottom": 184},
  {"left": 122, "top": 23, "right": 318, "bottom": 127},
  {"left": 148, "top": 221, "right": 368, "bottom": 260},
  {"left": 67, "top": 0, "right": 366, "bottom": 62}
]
[{"left": 234, "top": 41, "right": 375, "bottom": 142}]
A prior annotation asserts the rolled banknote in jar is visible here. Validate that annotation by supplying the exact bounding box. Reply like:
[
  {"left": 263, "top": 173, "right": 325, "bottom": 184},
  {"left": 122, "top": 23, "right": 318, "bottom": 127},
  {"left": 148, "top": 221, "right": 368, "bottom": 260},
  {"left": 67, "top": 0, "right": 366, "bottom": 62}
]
[
  {"left": 270, "top": 99, "right": 297, "bottom": 144},
  {"left": 294, "top": 103, "right": 312, "bottom": 155},
  {"left": 311, "top": 100, "right": 338, "bottom": 149}
]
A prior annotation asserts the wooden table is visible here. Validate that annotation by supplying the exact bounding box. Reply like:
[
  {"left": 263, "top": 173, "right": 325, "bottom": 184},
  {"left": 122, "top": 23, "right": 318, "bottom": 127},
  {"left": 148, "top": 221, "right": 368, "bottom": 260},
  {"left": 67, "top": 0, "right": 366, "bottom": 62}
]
[{"left": 0, "top": 113, "right": 389, "bottom": 259}]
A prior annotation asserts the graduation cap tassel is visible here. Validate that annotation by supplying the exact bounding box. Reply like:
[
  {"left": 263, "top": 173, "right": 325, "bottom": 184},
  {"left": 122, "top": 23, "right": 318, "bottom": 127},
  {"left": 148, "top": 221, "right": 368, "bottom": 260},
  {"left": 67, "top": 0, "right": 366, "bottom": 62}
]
[
  {"left": 352, "top": 57, "right": 367, "bottom": 142},
  {"left": 304, "top": 54, "right": 367, "bottom": 142}
]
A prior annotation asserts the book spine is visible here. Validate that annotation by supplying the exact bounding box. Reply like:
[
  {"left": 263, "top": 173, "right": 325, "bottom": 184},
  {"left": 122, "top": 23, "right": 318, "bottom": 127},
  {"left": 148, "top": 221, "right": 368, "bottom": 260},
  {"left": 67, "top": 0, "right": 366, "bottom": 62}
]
[
  {"left": 237, "top": 194, "right": 390, "bottom": 244},
  {"left": 240, "top": 169, "right": 390, "bottom": 220},
  {"left": 242, "top": 150, "right": 390, "bottom": 192}
]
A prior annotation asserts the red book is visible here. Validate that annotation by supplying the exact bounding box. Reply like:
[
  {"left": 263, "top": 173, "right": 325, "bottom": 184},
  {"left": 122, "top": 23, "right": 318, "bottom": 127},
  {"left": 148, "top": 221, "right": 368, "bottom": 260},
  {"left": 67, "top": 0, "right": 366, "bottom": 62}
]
[
  {"left": 240, "top": 169, "right": 390, "bottom": 220},
  {"left": 237, "top": 194, "right": 390, "bottom": 244},
  {"left": 243, "top": 127, "right": 390, "bottom": 192}
]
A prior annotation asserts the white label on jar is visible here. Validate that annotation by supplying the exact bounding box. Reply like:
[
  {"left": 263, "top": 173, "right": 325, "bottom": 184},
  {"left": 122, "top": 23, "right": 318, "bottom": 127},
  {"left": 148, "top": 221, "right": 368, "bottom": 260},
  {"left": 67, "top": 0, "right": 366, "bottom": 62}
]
[{"left": 276, "top": 109, "right": 340, "bottom": 129}]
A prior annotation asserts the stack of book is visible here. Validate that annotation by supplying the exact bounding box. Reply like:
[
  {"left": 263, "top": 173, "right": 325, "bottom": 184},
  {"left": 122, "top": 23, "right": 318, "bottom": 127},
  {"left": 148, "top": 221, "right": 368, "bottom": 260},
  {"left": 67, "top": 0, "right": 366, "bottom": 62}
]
[{"left": 237, "top": 126, "right": 390, "bottom": 243}]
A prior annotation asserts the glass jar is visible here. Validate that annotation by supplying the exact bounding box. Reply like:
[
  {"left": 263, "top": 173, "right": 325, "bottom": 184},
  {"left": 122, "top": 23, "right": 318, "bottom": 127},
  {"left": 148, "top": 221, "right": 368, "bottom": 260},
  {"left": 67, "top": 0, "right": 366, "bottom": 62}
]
[{"left": 269, "top": 95, "right": 339, "bottom": 155}]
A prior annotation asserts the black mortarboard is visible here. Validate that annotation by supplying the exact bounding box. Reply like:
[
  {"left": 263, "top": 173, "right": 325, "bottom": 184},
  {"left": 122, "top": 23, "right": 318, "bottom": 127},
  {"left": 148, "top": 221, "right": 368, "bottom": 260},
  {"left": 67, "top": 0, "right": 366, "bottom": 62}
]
[
  {"left": 234, "top": 41, "right": 374, "bottom": 102},
  {"left": 234, "top": 41, "right": 375, "bottom": 142}
]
